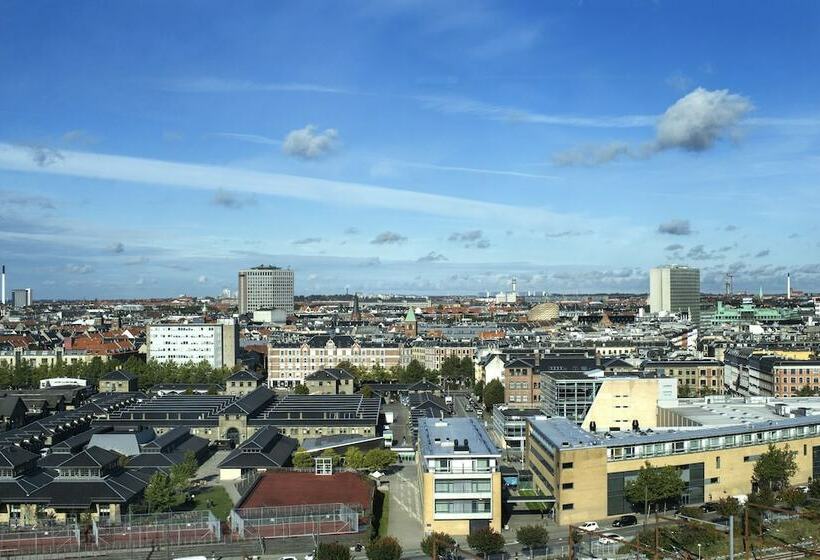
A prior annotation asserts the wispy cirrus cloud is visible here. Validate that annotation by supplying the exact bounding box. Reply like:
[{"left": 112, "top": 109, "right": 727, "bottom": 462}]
[
  {"left": 212, "top": 132, "right": 280, "bottom": 146},
  {"left": 418, "top": 251, "right": 448, "bottom": 262},
  {"left": 0, "top": 143, "right": 574, "bottom": 226},
  {"left": 163, "top": 77, "right": 354, "bottom": 95},
  {"left": 384, "top": 159, "right": 558, "bottom": 180},
  {"left": 292, "top": 237, "right": 323, "bottom": 245}
]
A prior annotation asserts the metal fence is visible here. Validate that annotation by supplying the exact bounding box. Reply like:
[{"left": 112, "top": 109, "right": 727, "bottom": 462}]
[
  {"left": 90, "top": 510, "right": 221, "bottom": 550},
  {"left": 0, "top": 523, "right": 80, "bottom": 556},
  {"left": 230, "top": 502, "right": 359, "bottom": 539}
]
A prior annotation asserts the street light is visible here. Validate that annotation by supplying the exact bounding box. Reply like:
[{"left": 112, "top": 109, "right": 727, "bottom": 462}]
[{"left": 698, "top": 543, "right": 702, "bottom": 560}]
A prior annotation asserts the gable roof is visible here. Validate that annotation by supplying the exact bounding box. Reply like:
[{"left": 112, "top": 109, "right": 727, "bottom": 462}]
[{"left": 101, "top": 370, "right": 138, "bottom": 381}]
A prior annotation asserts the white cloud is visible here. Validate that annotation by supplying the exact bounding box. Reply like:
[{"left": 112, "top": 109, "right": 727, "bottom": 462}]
[
  {"left": 371, "top": 231, "right": 407, "bottom": 245},
  {"left": 282, "top": 125, "right": 339, "bottom": 159},
  {"left": 553, "top": 87, "right": 754, "bottom": 166},
  {"left": 0, "top": 143, "right": 573, "bottom": 226},
  {"left": 654, "top": 87, "right": 752, "bottom": 152},
  {"left": 165, "top": 78, "right": 353, "bottom": 95},
  {"left": 197, "top": 275, "right": 208, "bottom": 284},
  {"left": 212, "top": 132, "right": 280, "bottom": 146},
  {"left": 657, "top": 219, "right": 692, "bottom": 236},
  {"left": 387, "top": 159, "right": 559, "bottom": 180},
  {"left": 65, "top": 263, "right": 93, "bottom": 274}
]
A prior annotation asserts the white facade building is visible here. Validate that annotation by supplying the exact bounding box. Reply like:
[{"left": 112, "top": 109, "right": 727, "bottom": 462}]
[
  {"left": 238, "top": 265, "right": 294, "bottom": 314},
  {"left": 147, "top": 319, "right": 238, "bottom": 368}
]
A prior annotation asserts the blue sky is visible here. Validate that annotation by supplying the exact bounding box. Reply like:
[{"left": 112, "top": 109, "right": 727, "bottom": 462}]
[{"left": 1, "top": 1, "right": 819, "bottom": 298}]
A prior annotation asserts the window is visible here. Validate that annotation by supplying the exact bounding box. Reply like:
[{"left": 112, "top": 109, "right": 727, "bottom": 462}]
[
  {"left": 561, "top": 503, "right": 574, "bottom": 511},
  {"left": 562, "top": 483, "right": 574, "bottom": 490},
  {"left": 715, "top": 456, "right": 720, "bottom": 469},
  {"left": 561, "top": 462, "right": 574, "bottom": 469}
]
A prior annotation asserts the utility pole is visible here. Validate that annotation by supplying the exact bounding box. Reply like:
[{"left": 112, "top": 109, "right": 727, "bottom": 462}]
[{"left": 729, "top": 515, "right": 734, "bottom": 560}]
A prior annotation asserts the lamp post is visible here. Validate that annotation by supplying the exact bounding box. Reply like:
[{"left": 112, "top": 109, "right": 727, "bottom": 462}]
[{"left": 698, "top": 543, "right": 702, "bottom": 560}]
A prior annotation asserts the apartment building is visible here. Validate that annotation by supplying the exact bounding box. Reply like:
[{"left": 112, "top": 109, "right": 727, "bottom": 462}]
[
  {"left": 268, "top": 335, "right": 401, "bottom": 387},
  {"left": 400, "top": 341, "right": 475, "bottom": 372},
  {"left": 527, "top": 407, "right": 820, "bottom": 525},
  {"left": 503, "top": 358, "right": 541, "bottom": 408},
  {"left": 146, "top": 319, "right": 238, "bottom": 369},
  {"left": 238, "top": 265, "right": 294, "bottom": 314},
  {"left": 725, "top": 348, "right": 820, "bottom": 397},
  {"left": 642, "top": 359, "right": 725, "bottom": 395},
  {"left": 417, "top": 417, "right": 502, "bottom": 535}
]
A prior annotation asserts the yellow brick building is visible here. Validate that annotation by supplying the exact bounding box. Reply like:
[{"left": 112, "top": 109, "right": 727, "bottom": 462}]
[{"left": 417, "top": 417, "right": 502, "bottom": 535}]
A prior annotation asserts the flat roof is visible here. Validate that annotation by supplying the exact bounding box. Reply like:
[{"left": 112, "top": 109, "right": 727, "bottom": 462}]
[{"left": 418, "top": 417, "right": 500, "bottom": 457}]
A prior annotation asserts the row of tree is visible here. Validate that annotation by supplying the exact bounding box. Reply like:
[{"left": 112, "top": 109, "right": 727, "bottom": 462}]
[
  {"left": 292, "top": 446, "right": 397, "bottom": 471},
  {"left": 335, "top": 355, "right": 475, "bottom": 387},
  {"left": 0, "top": 356, "right": 237, "bottom": 390}
]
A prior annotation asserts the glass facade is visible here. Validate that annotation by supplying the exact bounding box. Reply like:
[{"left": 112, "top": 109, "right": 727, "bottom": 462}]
[{"left": 607, "top": 463, "right": 704, "bottom": 516}]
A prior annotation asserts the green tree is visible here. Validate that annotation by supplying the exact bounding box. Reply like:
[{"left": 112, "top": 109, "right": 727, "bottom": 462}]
[
  {"left": 293, "top": 383, "right": 310, "bottom": 395},
  {"left": 516, "top": 525, "right": 549, "bottom": 554},
  {"left": 796, "top": 385, "right": 819, "bottom": 397},
  {"left": 344, "top": 446, "right": 366, "bottom": 469},
  {"left": 473, "top": 380, "right": 484, "bottom": 401},
  {"left": 366, "top": 536, "right": 403, "bottom": 560},
  {"left": 361, "top": 385, "right": 374, "bottom": 398},
  {"left": 808, "top": 478, "right": 820, "bottom": 500},
  {"left": 400, "top": 360, "right": 427, "bottom": 383},
  {"left": 752, "top": 444, "right": 797, "bottom": 493},
  {"left": 482, "top": 379, "right": 504, "bottom": 410},
  {"left": 170, "top": 451, "right": 199, "bottom": 491},
  {"left": 321, "top": 448, "right": 341, "bottom": 466},
  {"left": 363, "top": 448, "right": 397, "bottom": 471},
  {"left": 715, "top": 496, "right": 741, "bottom": 518},
  {"left": 420, "top": 532, "right": 455, "bottom": 558},
  {"left": 624, "top": 462, "right": 685, "bottom": 524},
  {"left": 292, "top": 447, "right": 314, "bottom": 468},
  {"left": 467, "top": 527, "right": 505, "bottom": 556},
  {"left": 336, "top": 361, "right": 364, "bottom": 380},
  {"left": 145, "top": 472, "right": 176, "bottom": 512},
  {"left": 780, "top": 487, "right": 807, "bottom": 509},
  {"left": 317, "top": 542, "right": 351, "bottom": 560}
]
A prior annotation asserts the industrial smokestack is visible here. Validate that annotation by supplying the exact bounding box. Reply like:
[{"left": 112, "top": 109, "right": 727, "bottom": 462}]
[
  {"left": 1, "top": 265, "right": 5, "bottom": 306},
  {"left": 787, "top": 273, "right": 792, "bottom": 300}
]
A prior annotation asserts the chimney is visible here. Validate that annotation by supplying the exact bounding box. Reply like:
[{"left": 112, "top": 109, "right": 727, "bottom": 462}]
[
  {"left": 1, "top": 265, "right": 5, "bottom": 306},
  {"left": 787, "top": 273, "right": 792, "bottom": 300}
]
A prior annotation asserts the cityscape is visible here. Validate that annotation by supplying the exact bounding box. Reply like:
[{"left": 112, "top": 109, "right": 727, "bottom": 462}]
[{"left": 2, "top": 2, "right": 820, "bottom": 560}]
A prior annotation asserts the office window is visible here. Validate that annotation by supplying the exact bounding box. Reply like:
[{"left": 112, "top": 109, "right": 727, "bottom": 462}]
[
  {"left": 561, "top": 462, "right": 574, "bottom": 469},
  {"left": 716, "top": 457, "right": 720, "bottom": 469},
  {"left": 561, "top": 503, "right": 574, "bottom": 511},
  {"left": 562, "top": 483, "right": 574, "bottom": 490}
]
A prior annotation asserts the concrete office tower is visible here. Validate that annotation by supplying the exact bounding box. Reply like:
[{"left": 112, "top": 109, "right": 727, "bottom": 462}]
[
  {"left": 238, "top": 265, "right": 294, "bottom": 314},
  {"left": 11, "top": 288, "right": 32, "bottom": 309},
  {"left": 649, "top": 265, "right": 701, "bottom": 323}
]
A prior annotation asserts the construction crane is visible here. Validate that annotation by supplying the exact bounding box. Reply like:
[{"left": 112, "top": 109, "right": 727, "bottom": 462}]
[{"left": 724, "top": 273, "right": 734, "bottom": 296}]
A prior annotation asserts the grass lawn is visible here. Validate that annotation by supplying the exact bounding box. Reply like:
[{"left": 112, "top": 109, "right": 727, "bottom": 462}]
[
  {"left": 377, "top": 491, "right": 390, "bottom": 537},
  {"left": 188, "top": 485, "right": 233, "bottom": 520},
  {"left": 518, "top": 489, "right": 547, "bottom": 512}
]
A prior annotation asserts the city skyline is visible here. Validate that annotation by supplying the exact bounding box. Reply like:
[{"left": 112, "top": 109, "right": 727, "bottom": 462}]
[{"left": 2, "top": 1, "right": 820, "bottom": 298}]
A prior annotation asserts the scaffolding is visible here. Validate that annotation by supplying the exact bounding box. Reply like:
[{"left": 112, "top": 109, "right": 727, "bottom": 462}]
[
  {"left": 91, "top": 510, "right": 221, "bottom": 550},
  {"left": 230, "top": 503, "right": 359, "bottom": 539},
  {"left": 0, "top": 523, "right": 80, "bottom": 556}
]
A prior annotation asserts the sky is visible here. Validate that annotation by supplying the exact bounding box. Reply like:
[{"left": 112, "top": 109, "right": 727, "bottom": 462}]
[{"left": 1, "top": 1, "right": 819, "bottom": 299}]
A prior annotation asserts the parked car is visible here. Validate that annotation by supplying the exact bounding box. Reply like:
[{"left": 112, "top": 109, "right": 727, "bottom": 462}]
[
  {"left": 578, "top": 521, "right": 599, "bottom": 532},
  {"left": 598, "top": 533, "right": 625, "bottom": 545},
  {"left": 700, "top": 502, "right": 718, "bottom": 513},
  {"left": 612, "top": 514, "right": 638, "bottom": 527}
]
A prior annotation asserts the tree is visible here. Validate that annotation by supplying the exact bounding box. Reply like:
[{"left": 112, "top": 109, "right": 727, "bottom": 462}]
[
  {"left": 321, "top": 448, "right": 340, "bottom": 466},
  {"left": 293, "top": 383, "right": 310, "bottom": 395},
  {"left": 715, "top": 496, "right": 741, "bottom": 517},
  {"left": 467, "top": 527, "right": 505, "bottom": 556},
  {"left": 780, "top": 487, "right": 807, "bottom": 509},
  {"left": 482, "top": 379, "right": 504, "bottom": 410},
  {"left": 516, "top": 525, "right": 549, "bottom": 554},
  {"left": 796, "top": 385, "right": 819, "bottom": 397},
  {"left": 292, "top": 447, "right": 314, "bottom": 468},
  {"left": 317, "top": 542, "right": 350, "bottom": 560},
  {"left": 624, "top": 462, "right": 685, "bottom": 524},
  {"left": 336, "top": 361, "right": 364, "bottom": 380},
  {"left": 145, "top": 472, "right": 176, "bottom": 512},
  {"left": 808, "top": 478, "right": 820, "bottom": 500},
  {"left": 753, "top": 444, "right": 797, "bottom": 493},
  {"left": 361, "top": 385, "right": 374, "bottom": 398},
  {"left": 363, "top": 448, "right": 397, "bottom": 471},
  {"left": 421, "top": 532, "right": 455, "bottom": 558},
  {"left": 344, "top": 446, "right": 366, "bottom": 469},
  {"left": 401, "top": 359, "right": 428, "bottom": 383},
  {"left": 473, "top": 380, "right": 484, "bottom": 401},
  {"left": 366, "top": 536, "right": 403, "bottom": 560}
]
